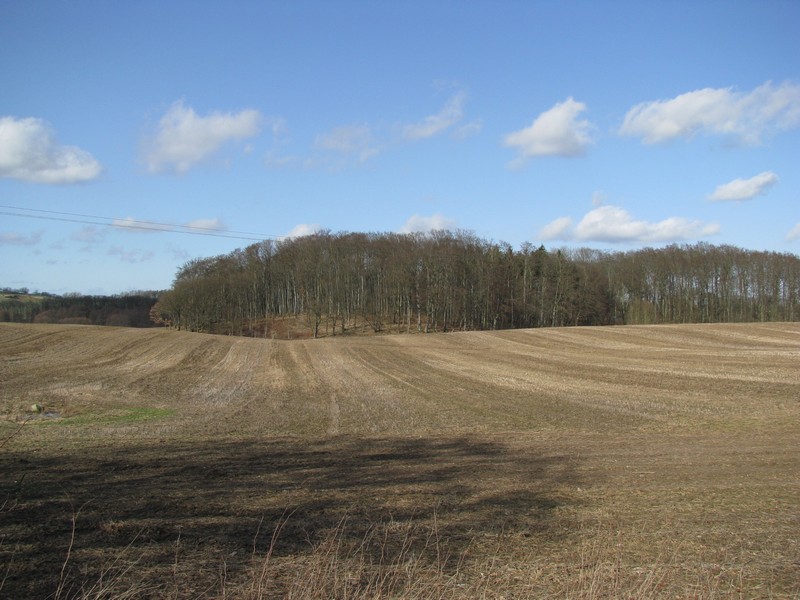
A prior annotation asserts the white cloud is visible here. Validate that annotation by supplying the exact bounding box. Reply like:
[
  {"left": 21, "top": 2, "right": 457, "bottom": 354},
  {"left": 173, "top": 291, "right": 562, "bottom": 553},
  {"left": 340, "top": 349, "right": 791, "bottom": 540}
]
[
  {"left": 787, "top": 223, "right": 800, "bottom": 242},
  {"left": 619, "top": 81, "right": 800, "bottom": 144},
  {"left": 403, "top": 92, "right": 466, "bottom": 140},
  {"left": 708, "top": 171, "right": 778, "bottom": 202},
  {"left": 504, "top": 98, "right": 593, "bottom": 164},
  {"left": 314, "top": 124, "right": 380, "bottom": 162},
  {"left": 185, "top": 218, "right": 226, "bottom": 231},
  {"left": 400, "top": 213, "right": 457, "bottom": 234},
  {"left": 0, "top": 116, "right": 101, "bottom": 184},
  {"left": 541, "top": 205, "right": 719, "bottom": 243},
  {"left": 286, "top": 223, "right": 321, "bottom": 238},
  {"left": 0, "top": 229, "right": 44, "bottom": 245},
  {"left": 112, "top": 217, "right": 172, "bottom": 233},
  {"left": 538, "top": 217, "right": 573, "bottom": 240},
  {"left": 144, "top": 101, "right": 262, "bottom": 173}
]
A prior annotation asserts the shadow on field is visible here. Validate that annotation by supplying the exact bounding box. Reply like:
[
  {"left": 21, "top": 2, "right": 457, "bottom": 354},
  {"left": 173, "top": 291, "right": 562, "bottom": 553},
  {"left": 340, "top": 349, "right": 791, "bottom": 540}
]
[{"left": 1, "top": 435, "right": 585, "bottom": 598}]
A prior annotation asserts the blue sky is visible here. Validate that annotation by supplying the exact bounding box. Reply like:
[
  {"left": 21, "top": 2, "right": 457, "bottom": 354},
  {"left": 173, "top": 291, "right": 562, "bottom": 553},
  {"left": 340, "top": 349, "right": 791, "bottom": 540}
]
[{"left": 2, "top": 1, "right": 799, "bottom": 294}]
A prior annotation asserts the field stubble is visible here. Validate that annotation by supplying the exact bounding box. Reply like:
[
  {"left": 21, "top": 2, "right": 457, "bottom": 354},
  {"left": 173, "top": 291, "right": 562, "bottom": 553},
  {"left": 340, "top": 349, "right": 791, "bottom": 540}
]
[{"left": 1, "top": 322, "right": 799, "bottom": 598}]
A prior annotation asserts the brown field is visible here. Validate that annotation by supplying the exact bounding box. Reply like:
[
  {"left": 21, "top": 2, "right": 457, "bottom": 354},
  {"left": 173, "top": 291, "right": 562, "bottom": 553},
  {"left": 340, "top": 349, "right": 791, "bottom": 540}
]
[{"left": 1, "top": 322, "right": 799, "bottom": 599}]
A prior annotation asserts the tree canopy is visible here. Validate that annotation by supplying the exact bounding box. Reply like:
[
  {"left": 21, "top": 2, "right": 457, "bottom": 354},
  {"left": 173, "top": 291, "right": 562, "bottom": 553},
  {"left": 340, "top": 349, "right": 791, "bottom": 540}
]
[{"left": 151, "top": 231, "right": 800, "bottom": 337}]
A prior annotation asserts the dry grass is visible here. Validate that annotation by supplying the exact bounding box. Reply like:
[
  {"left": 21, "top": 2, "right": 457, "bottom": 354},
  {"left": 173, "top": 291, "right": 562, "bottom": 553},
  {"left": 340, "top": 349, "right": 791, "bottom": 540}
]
[{"left": 1, "top": 322, "right": 799, "bottom": 598}]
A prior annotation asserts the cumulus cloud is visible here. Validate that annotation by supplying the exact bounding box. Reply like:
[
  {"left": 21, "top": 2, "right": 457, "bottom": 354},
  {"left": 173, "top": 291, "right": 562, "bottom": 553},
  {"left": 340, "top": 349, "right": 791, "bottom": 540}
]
[
  {"left": 286, "top": 223, "right": 322, "bottom": 238},
  {"left": 708, "top": 171, "right": 778, "bottom": 201},
  {"left": 538, "top": 217, "right": 573, "bottom": 240},
  {"left": 504, "top": 98, "right": 593, "bottom": 165},
  {"left": 619, "top": 81, "right": 800, "bottom": 144},
  {"left": 540, "top": 205, "right": 719, "bottom": 243},
  {"left": 314, "top": 124, "right": 380, "bottom": 162},
  {"left": 144, "top": 101, "right": 262, "bottom": 173},
  {"left": 403, "top": 92, "right": 466, "bottom": 140},
  {"left": 0, "top": 116, "right": 101, "bottom": 184},
  {"left": 400, "top": 213, "right": 457, "bottom": 234},
  {"left": 0, "top": 229, "right": 44, "bottom": 245},
  {"left": 787, "top": 223, "right": 800, "bottom": 242}
]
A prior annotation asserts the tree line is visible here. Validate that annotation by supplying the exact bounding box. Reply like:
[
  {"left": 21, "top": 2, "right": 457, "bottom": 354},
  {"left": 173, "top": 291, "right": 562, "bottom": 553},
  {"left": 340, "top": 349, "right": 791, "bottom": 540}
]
[
  {"left": 1, "top": 290, "right": 159, "bottom": 327},
  {"left": 150, "top": 231, "right": 800, "bottom": 337}
]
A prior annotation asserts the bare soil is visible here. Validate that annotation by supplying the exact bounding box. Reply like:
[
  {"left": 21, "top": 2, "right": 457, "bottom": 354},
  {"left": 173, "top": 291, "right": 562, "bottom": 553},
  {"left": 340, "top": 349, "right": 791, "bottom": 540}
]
[{"left": 1, "top": 322, "right": 799, "bottom": 598}]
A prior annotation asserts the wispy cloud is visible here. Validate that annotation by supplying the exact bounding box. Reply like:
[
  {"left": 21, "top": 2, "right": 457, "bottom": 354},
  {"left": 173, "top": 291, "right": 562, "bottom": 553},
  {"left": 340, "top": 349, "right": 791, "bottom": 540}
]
[
  {"left": 540, "top": 205, "right": 719, "bottom": 243},
  {"left": 786, "top": 223, "right": 800, "bottom": 242},
  {"left": 0, "top": 116, "right": 101, "bottom": 184},
  {"left": 107, "top": 245, "right": 154, "bottom": 263},
  {"left": 262, "top": 117, "right": 302, "bottom": 169},
  {"left": 168, "top": 244, "right": 190, "bottom": 262},
  {"left": 264, "top": 151, "right": 304, "bottom": 170},
  {"left": 314, "top": 124, "right": 380, "bottom": 163},
  {"left": 453, "top": 119, "right": 483, "bottom": 140},
  {"left": 112, "top": 216, "right": 226, "bottom": 234},
  {"left": 504, "top": 98, "right": 593, "bottom": 166},
  {"left": 619, "top": 81, "right": 800, "bottom": 144},
  {"left": 265, "top": 117, "right": 290, "bottom": 143},
  {"left": 0, "top": 229, "right": 45, "bottom": 246},
  {"left": 267, "top": 122, "right": 380, "bottom": 170},
  {"left": 708, "top": 171, "right": 778, "bottom": 201},
  {"left": 403, "top": 92, "right": 467, "bottom": 140},
  {"left": 267, "top": 89, "right": 475, "bottom": 171},
  {"left": 144, "top": 100, "right": 262, "bottom": 174},
  {"left": 400, "top": 213, "right": 456, "bottom": 234},
  {"left": 112, "top": 217, "right": 173, "bottom": 233},
  {"left": 71, "top": 226, "right": 105, "bottom": 244},
  {"left": 185, "top": 218, "right": 226, "bottom": 231}
]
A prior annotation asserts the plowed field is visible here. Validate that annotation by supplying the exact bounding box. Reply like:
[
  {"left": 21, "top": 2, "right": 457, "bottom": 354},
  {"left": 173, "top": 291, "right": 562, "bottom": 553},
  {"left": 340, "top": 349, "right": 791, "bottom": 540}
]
[{"left": 1, "top": 322, "right": 799, "bottom": 598}]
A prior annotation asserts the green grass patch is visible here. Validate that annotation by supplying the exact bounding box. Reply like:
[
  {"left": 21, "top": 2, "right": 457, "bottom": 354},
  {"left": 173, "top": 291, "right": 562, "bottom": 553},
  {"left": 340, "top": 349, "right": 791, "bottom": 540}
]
[
  {"left": 0, "top": 292, "right": 48, "bottom": 303},
  {"left": 39, "top": 407, "right": 175, "bottom": 426}
]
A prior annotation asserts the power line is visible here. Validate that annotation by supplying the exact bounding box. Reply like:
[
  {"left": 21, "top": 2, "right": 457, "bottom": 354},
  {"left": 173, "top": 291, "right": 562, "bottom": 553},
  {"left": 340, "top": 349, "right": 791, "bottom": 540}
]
[
  {"left": 0, "top": 205, "right": 285, "bottom": 242},
  {"left": 0, "top": 209, "right": 266, "bottom": 241}
]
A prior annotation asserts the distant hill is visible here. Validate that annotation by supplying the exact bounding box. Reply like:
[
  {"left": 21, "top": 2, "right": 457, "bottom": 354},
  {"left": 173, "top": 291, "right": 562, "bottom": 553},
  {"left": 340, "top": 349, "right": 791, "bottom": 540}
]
[{"left": 0, "top": 289, "right": 160, "bottom": 327}]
